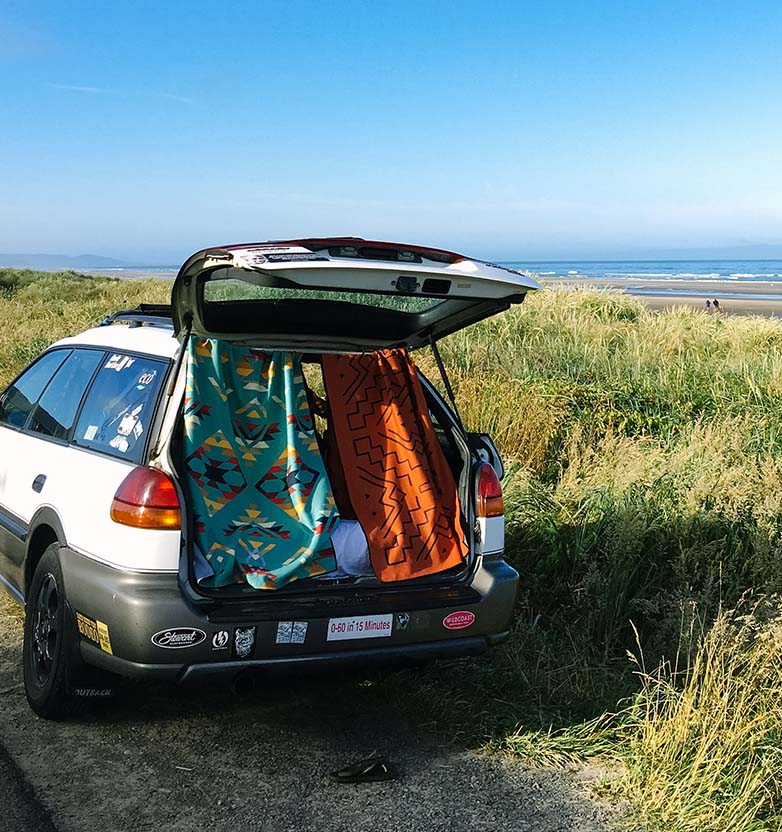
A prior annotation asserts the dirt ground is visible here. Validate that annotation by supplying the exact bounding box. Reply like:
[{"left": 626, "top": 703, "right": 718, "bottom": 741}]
[{"left": 0, "top": 595, "right": 620, "bottom": 832}]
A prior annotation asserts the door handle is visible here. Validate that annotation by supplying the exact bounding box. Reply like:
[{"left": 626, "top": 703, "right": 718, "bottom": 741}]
[{"left": 32, "top": 474, "right": 46, "bottom": 493}]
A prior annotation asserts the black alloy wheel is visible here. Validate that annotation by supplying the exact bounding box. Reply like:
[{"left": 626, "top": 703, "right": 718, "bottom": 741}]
[
  {"left": 23, "top": 545, "right": 76, "bottom": 718},
  {"left": 30, "top": 572, "right": 61, "bottom": 687}
]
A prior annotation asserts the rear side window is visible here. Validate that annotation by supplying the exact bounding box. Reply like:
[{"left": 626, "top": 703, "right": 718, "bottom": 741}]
[
  {"left": 74, "top": 353, "right": 166, "bottom": 463},
  {"left": 0, "top": 350, "right": 70, "bottom": 429},
  {"left": 27, "top": 349, "right": 105, "bottom": 440}
]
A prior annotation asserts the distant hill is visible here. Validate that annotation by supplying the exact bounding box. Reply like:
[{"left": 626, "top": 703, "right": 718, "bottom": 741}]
[{"left": 0, "top": 253, "right": 133, "bottom": 270}]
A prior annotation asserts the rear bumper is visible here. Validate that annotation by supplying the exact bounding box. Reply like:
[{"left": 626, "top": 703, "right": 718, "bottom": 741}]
[
  {"left": 80, "top": 631, "right": 509, "bottom": 684},
  {"left": 59, "top": 546, "right": 518, "bottom": 683}
]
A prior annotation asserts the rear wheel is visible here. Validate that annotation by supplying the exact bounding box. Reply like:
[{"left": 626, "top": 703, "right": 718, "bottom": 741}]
[{"left": 23, "top": 544, "right": 113, "bottom": 718}]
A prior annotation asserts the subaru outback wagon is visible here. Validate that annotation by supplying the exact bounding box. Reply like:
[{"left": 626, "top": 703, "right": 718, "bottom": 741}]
[{"left": 0, "top": 238, "right": 539, "bottom": 718}]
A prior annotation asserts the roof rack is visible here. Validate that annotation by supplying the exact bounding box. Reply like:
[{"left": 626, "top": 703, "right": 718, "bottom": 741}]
[{"left": 98, "top": 303, "right": 174, "bottom": 329}]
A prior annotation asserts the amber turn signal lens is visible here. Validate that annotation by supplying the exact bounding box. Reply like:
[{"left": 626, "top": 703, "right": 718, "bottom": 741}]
[
  {"left": 476, "top": 463, "right": 504, "bottom": 518},
  {"left": 110, "top": 466, "right": 181, "bottom": 530}
]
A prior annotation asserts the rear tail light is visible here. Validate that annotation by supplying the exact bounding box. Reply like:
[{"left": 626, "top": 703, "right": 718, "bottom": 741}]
[
  {"left": 110, "top": 467, "right": 181, "bottom": 530},
  {"left": 476, "top": 463, "right": 504, "bottom": 518}
]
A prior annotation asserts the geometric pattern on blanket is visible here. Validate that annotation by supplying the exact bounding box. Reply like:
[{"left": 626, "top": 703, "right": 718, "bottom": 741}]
[
  {"left": 322, "top": 348, "right": 467, "bottom": 582},
  {"left": 183, "top": 338, "right": 338, "bottom": 589}
]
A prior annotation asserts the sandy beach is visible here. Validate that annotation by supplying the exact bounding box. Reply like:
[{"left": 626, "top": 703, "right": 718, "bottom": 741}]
[{"left": 542, "top": 277, "right": 782, "bottom": 317}]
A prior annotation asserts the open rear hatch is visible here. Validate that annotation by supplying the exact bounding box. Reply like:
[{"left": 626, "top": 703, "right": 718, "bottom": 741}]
[
  {"left": 170, "top": 239, "right": 539, "bottom": 609},
  {"left": 171, "top": 237, "right": 540, "bottom": 349}
]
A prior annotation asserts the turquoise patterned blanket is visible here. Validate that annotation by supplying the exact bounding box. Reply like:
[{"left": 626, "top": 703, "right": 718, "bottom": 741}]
[{"left": 183, "top": 338, "right": 339, "bottom": 589}]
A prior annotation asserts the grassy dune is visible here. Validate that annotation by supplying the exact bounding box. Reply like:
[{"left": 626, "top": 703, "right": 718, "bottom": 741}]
[
  {"left": 0, "top": 269, "right": 169, "bottom": 386},
  {"left": 2, "top": 270, "right": 782, "bottom": 830}
]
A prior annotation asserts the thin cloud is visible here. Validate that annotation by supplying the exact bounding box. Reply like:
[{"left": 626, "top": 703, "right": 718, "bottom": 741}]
[
  {"left": 48, "top": 83, "right": 194, "bottom": 103},
  {"left": 50, "top": 83, "right": 109, "bottom": 94},
  {"left": 158, "top": 91, "right": 195, "bottom": 104}
]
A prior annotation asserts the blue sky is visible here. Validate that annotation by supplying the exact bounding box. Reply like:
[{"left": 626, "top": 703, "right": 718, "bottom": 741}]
[{"left": 1, "top": 0, "right": 781, "bottom": 263}]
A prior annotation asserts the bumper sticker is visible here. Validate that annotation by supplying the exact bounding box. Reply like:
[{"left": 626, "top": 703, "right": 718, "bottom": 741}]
[
  {"left": 442, "top": 610, "right": 475, "bottom": 630},
  {"left": 327, "top": 614, "right": 393, "bottom": 641},
  {"left": 76, "top": 612, "right": 113, "bottom": 655},
  {"left": 276, "top": 621, "right": 308, "bottom": 645},
  {"left": 395, "top": 613, "right": 410, "bottom": 631},
  {"left": 234, "top": 626, "right": 256, "bottom": 659},
  {"left": 151, "top": 628, "right": 206, "bottom": 649}
]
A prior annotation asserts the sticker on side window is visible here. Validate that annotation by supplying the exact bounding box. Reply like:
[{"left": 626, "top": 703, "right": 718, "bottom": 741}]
[
  {"left": 105, "top": 354, "right": 136, "bottom": 372},
  {"left": 117, "top": 413, "right": 138, "bottom": 436},
  {"left": 84, "top": 425, "right": 98, "bottom": 441},
  {"left": 109, "top": 435, "right": 129, "bottom": 453}
]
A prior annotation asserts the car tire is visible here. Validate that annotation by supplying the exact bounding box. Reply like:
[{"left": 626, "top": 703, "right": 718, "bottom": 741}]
[{"left": 23, "top": 544, "right": 112, "bottom": 719}]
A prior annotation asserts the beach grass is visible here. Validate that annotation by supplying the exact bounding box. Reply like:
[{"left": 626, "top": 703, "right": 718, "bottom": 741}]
[
  {"left": 3, "top": 269, "right": 782, "bottom": 830},
  {"left": 0, "top": 269, "right": 169, "bottom": 386}
]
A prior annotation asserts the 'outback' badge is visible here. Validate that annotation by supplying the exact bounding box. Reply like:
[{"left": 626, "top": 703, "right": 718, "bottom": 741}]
[{"left": 151, "top": 628, "right": 206, "bottom": 649}]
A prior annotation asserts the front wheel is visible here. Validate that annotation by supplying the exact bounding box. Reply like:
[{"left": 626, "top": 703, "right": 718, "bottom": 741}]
[{"left": 23, "top": 544, "right": 81, "bottom": 718}]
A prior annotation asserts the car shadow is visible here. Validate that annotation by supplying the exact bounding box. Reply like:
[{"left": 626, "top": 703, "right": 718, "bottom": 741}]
[{"left": 0, "top": 616, "right": 618, "bottom": 832}]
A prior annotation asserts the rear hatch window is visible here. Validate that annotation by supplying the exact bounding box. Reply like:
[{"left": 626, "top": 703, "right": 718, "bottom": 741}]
[{"left": 172, "top": 239, "right": 540, "bottom": 350}]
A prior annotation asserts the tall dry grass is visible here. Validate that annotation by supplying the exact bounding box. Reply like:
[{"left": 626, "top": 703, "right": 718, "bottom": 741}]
[
  {"left": 622, "top": 601, "right": 782, "bottom": 831},
  {"left": 0, "top": 270, "right": 169, "bottom": 386}
]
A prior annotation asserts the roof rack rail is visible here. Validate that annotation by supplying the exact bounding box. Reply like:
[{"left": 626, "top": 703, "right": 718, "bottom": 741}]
[{"left": 98, "top": 303, "right": 173, "bottom": 329}]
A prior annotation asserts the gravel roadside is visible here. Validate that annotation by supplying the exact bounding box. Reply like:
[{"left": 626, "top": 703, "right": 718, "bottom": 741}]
[
  {"left": 0, "top": 595, "right": 620, "bottom": 832},
  {"left": 0, "top": 741, "right": 60, "bottom": 832}
]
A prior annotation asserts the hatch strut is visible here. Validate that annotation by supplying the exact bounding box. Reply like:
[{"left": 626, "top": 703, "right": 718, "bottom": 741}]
[
  {"left": 428, "top": 335, "right": 463, "bottom": 426},
  {"left": 150, "top": 316, "right": 192, "bottom": 460},
  {"left": 166, "top": 314, "right": 192, "bottom": 397}
]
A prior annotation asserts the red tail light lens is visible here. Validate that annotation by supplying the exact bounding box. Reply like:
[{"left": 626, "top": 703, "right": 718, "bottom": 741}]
[
  {"left": 476, "top": 463, "right": 504, "bottom": 518},
  {"left": 110, "top": 467, "right": 181, "bottom": 530}
]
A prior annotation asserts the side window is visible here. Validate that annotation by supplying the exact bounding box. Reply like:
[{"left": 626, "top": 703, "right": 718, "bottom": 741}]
[
  {"left": 0, "top": 350, "right": 71, "bottom": 429},
  {"left": 27, "top": 349, "right": 105, "bottom": 440},
  {"left": 74, "top": 353, "right": 167, "bottom": 463}
]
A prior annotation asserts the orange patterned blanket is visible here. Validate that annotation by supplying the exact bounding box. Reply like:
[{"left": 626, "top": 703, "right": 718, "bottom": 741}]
[{"left": 322, "top": 349, "right": 467, "bottom": 582}]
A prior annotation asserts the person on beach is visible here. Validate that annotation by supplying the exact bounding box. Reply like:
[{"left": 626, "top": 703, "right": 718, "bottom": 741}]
[
  {"left": 713, "top": 298, "right": 720, "bottom": 311},
  {"left": 705, "top": 299, "right": 711, "bottom": 311}
]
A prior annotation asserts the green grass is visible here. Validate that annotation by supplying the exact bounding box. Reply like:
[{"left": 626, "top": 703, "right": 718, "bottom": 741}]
[
  {"left": 3, "top": 270, "right": 782, "bottom": 830},
  {"left": 0, "top": 269, "right": 169, "bottom": 387}
]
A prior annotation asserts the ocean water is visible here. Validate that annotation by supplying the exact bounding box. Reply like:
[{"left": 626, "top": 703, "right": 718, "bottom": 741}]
[
  {"left": 89, "top": 259, "right": 782, "bottom": 301},
  {"left": 504, "top": 259, "right": 782, "bottom": 282}
]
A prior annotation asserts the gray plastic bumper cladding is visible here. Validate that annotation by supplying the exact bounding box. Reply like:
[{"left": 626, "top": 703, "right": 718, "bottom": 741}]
[{"left": 59, "top": 547, "right": 518, "bottom": 684}]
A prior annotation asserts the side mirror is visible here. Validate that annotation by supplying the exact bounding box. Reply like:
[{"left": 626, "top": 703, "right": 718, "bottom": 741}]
[{"left": 467, "top": 432, "right": 505, "bottom": 480}]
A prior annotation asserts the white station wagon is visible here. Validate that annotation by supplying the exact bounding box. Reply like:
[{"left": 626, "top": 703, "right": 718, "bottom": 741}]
[{"left": 0, "top": 238, "right": 540, "bottom": 718}]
